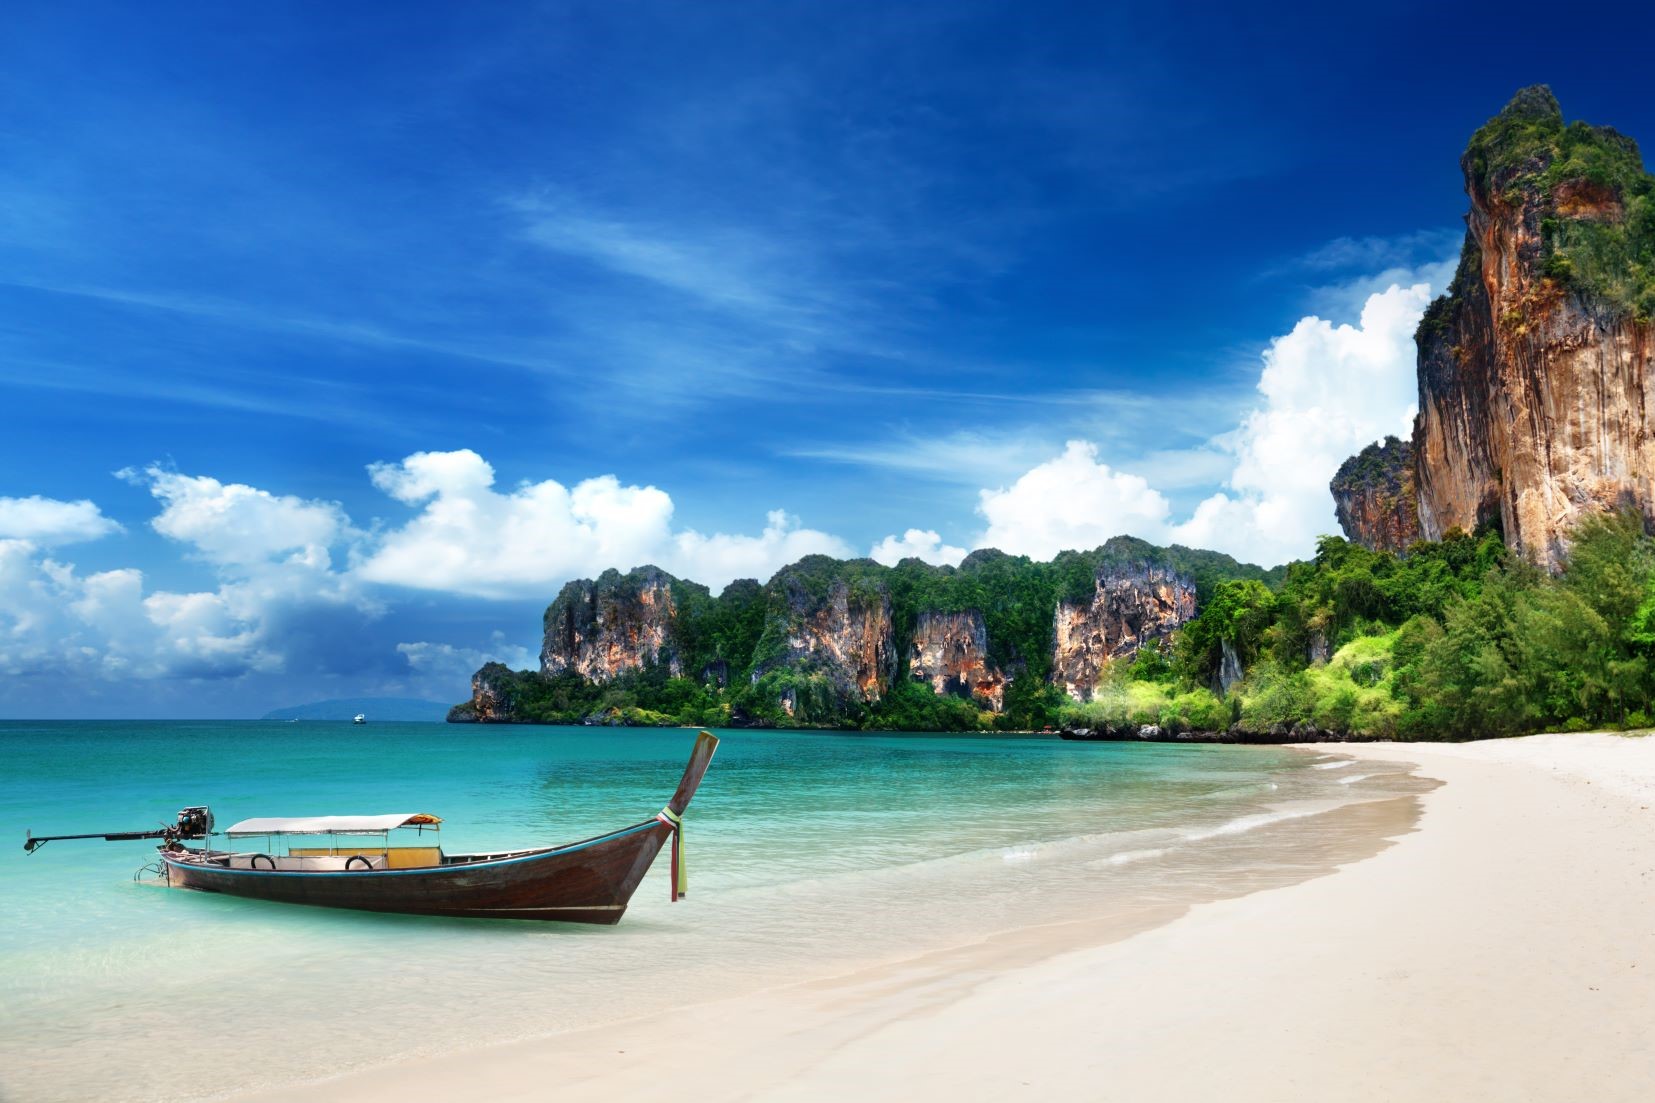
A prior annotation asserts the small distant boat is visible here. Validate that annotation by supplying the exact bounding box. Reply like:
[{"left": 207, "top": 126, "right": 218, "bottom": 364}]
[
  {"left": 352, "top": 713, "right": 366, "bottom": 724},
  {"left": 24, "top": 732, "right": 719, "bottom": 925}
]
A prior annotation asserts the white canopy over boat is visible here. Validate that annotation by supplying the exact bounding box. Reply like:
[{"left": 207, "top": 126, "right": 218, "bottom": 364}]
[{"left": 224, "top": 813, "right": 442, "bottom": 837}]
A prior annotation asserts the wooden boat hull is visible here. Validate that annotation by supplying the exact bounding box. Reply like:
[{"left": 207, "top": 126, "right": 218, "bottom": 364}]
[
  {"left": 155, "top": 730, "right": 718, "bottom": 925},
  {"left": 159, "top": 820, "right": 671, "bottom": 924}
]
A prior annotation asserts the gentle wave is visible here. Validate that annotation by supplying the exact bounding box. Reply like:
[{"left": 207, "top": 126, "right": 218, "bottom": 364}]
[
  {"left": 897, "top": 798, "right": 1370, "bottom": 881},
  {"left": 1182, "top": 802, "right": 1341, "bottom": 841},
  {"left": 1089, "top": 846, "right": 1171, "bottom": 867}
]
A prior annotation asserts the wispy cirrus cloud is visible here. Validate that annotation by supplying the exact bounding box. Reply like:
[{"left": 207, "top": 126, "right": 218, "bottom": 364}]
[
  {"left": 793, "top": 431, "right": 1056, "bottom": 487},
  {"left": 0, "top": 279, "right": 561, "bottom": 375},
  {"left": 511, "top": 196, "right": 822, "bottom": 320},
  {"left": 1258, "top": 229, "right": 1462, "bottom": 319},
  {"left": 502, "top": 185, "right": 1005, "bottom": 406},
  {"left": 1292, "top": 228, "right": 1463, "bottom": 272},
  {"left": 788, "top": 382, "right": 1247, "bottom": 500}
]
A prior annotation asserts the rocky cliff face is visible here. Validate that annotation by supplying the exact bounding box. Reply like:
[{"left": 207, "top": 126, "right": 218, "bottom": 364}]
[
  {"left": 454, "top": 542, "right": 1280, "bottom": 726},
  {"left": 754, "top": 562, "right": 895, "bottom": 709},
  {"left": 1052, "top": 563, "right": 1197, "bottom": 701},
  {"left": 1341, "top": 86, "right": 1655, "bottom": 568},
  {"left": 541, "top": 566, "right": 683, "bottom": 681},
  {"left": 447, "top": 662, "right": 515, "bottom": 722},
  {"left": 909, "top": 610, "right": 1005, "bottom": 713},
  {"left": 1330, "top": 436, "right": 1422, "bottom": 553}
]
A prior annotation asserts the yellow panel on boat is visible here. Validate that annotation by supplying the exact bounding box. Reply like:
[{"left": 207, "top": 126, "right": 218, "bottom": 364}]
[
  {"left": 384, "top": 847, "right": 442, "bottom": 869},
  {"left": 285, "top": 846, "right": 439, "bottom": 868}
]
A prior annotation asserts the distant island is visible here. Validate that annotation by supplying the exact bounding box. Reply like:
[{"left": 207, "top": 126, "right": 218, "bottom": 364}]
[{"left": 263, "top": 697, "right": 452, "bottom": 722}]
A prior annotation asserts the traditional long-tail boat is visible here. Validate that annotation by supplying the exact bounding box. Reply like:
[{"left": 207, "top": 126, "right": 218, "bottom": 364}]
[{"left": 23, "top": 731, "right": 717, "bottom": 925}]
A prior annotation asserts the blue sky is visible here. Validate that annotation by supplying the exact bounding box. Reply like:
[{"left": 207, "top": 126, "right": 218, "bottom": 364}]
[{"left": 3, "top": 1, "right": 1653, "bottom": 716}]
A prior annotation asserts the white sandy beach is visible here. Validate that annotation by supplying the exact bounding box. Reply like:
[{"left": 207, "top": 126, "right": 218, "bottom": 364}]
[{"left": 250, "top": 733, "right": 1655, "bottom": 1103}]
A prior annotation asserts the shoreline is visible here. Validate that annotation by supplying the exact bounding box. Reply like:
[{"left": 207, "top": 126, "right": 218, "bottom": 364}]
[{"left": 238, "top": 733, "right": 1655, "bottom": 1102}]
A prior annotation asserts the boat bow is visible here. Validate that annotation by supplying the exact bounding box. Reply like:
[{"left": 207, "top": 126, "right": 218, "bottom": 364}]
[{"left": 655, "top": 730, "right": 718, "bottom": 901}]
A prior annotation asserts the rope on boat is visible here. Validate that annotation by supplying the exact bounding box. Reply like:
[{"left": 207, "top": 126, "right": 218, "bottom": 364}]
[{"left": 656, "top": 807, "right": 686, "bottom": 901}]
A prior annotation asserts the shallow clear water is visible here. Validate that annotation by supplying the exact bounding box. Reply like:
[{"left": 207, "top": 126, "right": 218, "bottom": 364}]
[{"left": 0, "top": 722, "right": 1422, "bottom": 1102}]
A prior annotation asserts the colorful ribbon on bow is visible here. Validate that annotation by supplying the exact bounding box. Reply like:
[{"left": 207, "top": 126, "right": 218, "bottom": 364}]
[{"left": 656, "top": 807, "right": 686, "bottom": 901}]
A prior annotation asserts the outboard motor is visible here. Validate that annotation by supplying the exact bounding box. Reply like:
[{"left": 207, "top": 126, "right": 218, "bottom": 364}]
[{"left": 172, "top": 806, "right": 213, "bottom": 842}]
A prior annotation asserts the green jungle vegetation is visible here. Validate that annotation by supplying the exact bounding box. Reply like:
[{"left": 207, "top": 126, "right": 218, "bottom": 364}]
[
  {"left": 1069, "top": 513, "right": 1655, "bottom": 740},
  {"left": 1330, "top": 436, "right": 1411, "bottom": 496},
  {"left": 455, "top": 513, "right": 1655, "bottom": 741}
]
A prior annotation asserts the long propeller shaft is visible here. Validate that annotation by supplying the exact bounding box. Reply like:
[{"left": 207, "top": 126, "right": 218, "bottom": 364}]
[{"left": 24, "top": 827, "right": 177, "bottom": 853}]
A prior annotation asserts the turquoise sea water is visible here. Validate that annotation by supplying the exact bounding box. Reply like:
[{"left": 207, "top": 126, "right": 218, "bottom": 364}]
[{"left": 0, "top": 722, "right": 1421, "bottom": 1102}]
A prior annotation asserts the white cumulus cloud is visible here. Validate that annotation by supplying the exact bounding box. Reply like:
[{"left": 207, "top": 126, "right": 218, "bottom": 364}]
[
  {"left": 0, "top": 539, "right": 283, "bottom": 680},
  {"left": 669, "top": 510, "right": 851, "bottom": 591},
  {"left": 977, "top": 441, "right": 1174, "bottom": 559},
  {"left": 1170, "top": 281, "right": 1430, "bottom": 564},
  {"left": 972, "top": 275, "right": 1441, "bottom": 567},
  {"left": 0, "top": 495, "right": 120, "bottom": 545},
  {"left": 0, "top": 467, "right": 380, "bottom": 684},
  {"left": 359, "top": 450, "right": 674, "bottom": 598},
  {"left": 128, "top": 465, "right": 352, "bottom": 568},
  {"left": 360, "top": 449, "right": 846, "bottom": 597},
  {"left": 869, "top": 529, "right": 968, "bottom": 567}
]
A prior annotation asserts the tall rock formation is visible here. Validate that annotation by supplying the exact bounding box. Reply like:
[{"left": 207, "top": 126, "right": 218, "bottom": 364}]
[
  {"left": 447, "top": 662, "right": 514, "bottom": 723},
  {"left": 1330, "top": 436, "right": 1422, "bottom": 554},
  {"left": 908, "top": 610, "right": 1006, "bottom": 713},
  {"left": 541, "top": 566, "right": 685, "bottom": 681},
  {"left": 751, "top": 558, "right": 895, "bottom": 713},
  {"left": 1338, "top": 86, "right": 1655, "bottom": 568},
  {"left": 1051, "top": 562, "right": 1197, "bottom": 701}
]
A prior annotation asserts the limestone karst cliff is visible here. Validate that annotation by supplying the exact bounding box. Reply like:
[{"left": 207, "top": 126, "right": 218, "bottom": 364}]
[
  {"left": 908, "top": 610, "right": 1005, "bottom": 713},
  {"left": 1337, "top": 86, "right": 1655, "bottom": 567},
  {"left": 541, "top": 566, "right": 687, "bottom": 681},
  {"left": 446, "top": 662, "right": 514, "bottom": 723},
  {"left": 1330, "top": 437, "right": 1422, "bottom": 554},
  {"left": 748, "top": 557, "right": 897, "bottom": 717},
  {"left": 1051, "top": 562, "right": 1198, "bottom": 702},
  {"left": 452, "top": 538, "right": 1270, "bottom": 726}
]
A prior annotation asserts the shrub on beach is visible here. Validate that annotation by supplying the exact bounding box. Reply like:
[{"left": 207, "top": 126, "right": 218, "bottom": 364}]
[{"left": 1057, "top": 673, "right": 1229, "bottom": 735}]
